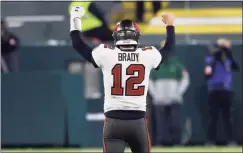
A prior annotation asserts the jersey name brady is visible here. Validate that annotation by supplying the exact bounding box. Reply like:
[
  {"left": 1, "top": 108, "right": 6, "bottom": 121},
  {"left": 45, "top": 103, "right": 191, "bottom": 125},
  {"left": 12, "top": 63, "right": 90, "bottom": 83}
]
[
  {"left": 118, "top": 53, "right": 139, "bottom": 62},
  {"left": 92, "top": 44, "right": 162, "bottom": 112}
]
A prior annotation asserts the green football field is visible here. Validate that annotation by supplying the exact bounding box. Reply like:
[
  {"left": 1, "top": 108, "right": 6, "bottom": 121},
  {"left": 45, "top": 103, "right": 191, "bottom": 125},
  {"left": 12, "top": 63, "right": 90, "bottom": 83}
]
[{"left": 1, "top": 146, "right": 242, "bottom": 152}]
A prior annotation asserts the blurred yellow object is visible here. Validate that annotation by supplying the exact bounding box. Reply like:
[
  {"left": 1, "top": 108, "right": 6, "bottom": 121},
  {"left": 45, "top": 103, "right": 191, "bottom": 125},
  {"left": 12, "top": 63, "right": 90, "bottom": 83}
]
[
  {"left": 112, "top": 7, "right": 241, "bottom": 23},
  {"left": 144, "top": 25, "right": 242, "bottom": 34},
  {"left": 109, "top": 24, "right": 242, "bottom": 34},
  {"left": 156, "top": 8, "right": 242, "bottom": 17},
  {"left": 162, "top": 2, "right": 169, "bottom": 9},
  {"left": 112, "top": 1, "right": 169, "bottom": 22},
  {"left": 122, "top": 1, "right": 168, "bottom": 10}
]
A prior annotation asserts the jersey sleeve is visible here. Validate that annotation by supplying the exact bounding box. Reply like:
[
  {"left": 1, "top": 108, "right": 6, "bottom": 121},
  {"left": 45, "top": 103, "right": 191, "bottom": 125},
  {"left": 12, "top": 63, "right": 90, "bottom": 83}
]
[
  {"left": 91, "top": 44, "right": 104, "bottom": 68},
  {"left": 205, "top": 56, "right": 214, "bottom": 65},
  {"left": 91, "top": 44, "right": 113, "bottom": 68},
  {"left": 204, "top": 56, "right": 216, "bottom": 68},
  {"left": 151, "top": 46, "right": 162, "bottom": 69}
]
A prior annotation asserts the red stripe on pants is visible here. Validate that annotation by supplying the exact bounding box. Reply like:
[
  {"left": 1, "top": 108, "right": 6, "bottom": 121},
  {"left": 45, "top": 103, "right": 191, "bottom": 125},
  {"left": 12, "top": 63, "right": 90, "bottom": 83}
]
[
  {"left": 103, "top": 117, "right": 107, "bottom": 153},
  {"left": 144, "top": 117, "right": 151, "bottom": 153}
]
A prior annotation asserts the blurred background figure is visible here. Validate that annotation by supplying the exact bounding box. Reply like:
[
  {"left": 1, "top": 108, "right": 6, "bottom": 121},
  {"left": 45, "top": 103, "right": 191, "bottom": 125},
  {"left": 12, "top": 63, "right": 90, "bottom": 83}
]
[
  {"left": 1, "top": 19, "right": 20, "bottom": 72},
  {"left": 69, "top": 0, "right": 113, "bottom": 45},
  {"left": 204, "top": 38, "right": 239, "bottom": 146},
  {"left": 149, "top": 55, "right": 190, "bottom": 146},
  {"left": 136, "top": 1, "right": 163, "bottom": 22}
]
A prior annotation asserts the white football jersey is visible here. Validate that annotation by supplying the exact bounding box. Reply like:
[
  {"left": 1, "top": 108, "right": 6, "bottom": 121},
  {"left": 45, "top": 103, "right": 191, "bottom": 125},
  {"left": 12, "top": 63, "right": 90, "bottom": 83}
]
[{"left": 92, "top": 44, "right": 162, "bottom": 112}]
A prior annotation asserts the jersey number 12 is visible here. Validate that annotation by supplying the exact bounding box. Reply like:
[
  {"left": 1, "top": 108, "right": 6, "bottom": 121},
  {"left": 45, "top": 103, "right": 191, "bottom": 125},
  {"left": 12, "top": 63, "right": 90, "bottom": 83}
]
[{"left": 111, "top": 64, "right": 145, "bottom": 96}]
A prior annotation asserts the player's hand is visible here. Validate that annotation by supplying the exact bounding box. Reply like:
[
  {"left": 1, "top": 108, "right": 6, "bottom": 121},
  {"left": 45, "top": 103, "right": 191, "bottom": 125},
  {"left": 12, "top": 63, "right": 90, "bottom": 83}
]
[
  {"left": 162, "top": 12, "right": 174, "bottom": 26},
  {"left": 70, "top": 6, "right": 85, "bottom": 19}
]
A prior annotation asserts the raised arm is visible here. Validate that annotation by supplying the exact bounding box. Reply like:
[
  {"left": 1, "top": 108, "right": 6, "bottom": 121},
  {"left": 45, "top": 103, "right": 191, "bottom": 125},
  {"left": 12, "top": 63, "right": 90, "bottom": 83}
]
[
  {"left": 69, "top": 6, "right": 93, "bottom": 63},
  {"left": 223, "top": 47, "right": 239, "bottom": 71},
  {"left": 217, "top": 38, "right": 239, "bottom": 71},
  {"left": 159, "top": 13, "right": 175, "bottom": 64}
]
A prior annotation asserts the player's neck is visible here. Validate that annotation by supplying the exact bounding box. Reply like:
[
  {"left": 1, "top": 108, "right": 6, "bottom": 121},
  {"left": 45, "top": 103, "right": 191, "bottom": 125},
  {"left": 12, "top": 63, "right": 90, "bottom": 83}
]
[{"left": 118, "top": 45, "right": 137, "bottom": 52}]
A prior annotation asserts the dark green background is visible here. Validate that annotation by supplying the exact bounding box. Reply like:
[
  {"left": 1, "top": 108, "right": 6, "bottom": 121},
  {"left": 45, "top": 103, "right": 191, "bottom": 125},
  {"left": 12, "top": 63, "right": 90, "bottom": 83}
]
[{"left": 1, "top": 45, "right": 242, "bottom": 147}]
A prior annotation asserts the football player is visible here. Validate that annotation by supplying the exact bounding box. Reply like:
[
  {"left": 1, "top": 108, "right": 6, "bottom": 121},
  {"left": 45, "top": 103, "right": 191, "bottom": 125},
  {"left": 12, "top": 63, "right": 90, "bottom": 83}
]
[{"left": 70, "top": 6, "right": 175, "bottom": 153}]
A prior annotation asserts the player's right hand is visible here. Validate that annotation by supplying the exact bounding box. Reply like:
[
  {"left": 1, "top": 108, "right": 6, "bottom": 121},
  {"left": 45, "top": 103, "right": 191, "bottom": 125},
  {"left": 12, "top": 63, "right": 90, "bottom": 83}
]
[
  {"left": 162, "top": 12, "right": 174, "bottom": 26},
  {"left": 70, "top": 6, "right": 85, "bottom": 19}
]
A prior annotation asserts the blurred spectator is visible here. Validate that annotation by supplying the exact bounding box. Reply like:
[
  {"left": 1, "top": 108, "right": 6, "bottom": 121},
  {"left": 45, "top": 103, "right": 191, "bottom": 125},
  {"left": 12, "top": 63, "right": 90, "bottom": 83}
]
[
  {"left": 1, "top": 19, "right": 20, "bottom": 72},
  {"left": 136, "top": 1, "right": 169, "bottom": 22},
  {"left": 204, "top": 38, "right": 239, "bottom": 146},
  {"left": 149, "top": 56, "right": 190, "bottom": 146},
  {"left": 69, "top": 1, "right": 113, "bottom": 45}
]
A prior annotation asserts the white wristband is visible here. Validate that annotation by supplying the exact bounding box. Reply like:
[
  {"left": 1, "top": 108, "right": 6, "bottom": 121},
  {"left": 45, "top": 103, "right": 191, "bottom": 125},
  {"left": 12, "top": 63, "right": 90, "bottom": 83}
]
[{"left": 70, "top": 17, "right": 82, "bottom": 32}]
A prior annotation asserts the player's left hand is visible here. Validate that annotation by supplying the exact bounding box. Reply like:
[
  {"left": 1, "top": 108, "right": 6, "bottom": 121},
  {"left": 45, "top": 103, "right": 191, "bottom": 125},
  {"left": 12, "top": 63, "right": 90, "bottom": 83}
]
[
  {"left": 71, "top": 6, "right": 85, "bottom": 19},
  {"left": 162, "top": 12, "right": 174, "bottom": 26}
]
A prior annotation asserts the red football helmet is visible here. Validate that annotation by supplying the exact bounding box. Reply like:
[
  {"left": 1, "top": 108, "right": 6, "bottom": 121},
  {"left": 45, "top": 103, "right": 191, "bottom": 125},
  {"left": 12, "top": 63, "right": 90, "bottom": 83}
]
[{"left": 112, "top": 19, "right": 141, "bottom": 50}]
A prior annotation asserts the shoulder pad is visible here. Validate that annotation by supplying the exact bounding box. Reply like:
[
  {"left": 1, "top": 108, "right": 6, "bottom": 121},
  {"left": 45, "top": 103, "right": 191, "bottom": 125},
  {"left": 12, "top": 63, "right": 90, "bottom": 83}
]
[
  {"left": 103, "top": 44, "right": 114, "bottom": 49},
  {"left": 92, "top": 44, "right": 114, "bottom": 52},
  {"left": 142, "top": 46, "right": 153, "bottom": 51}
]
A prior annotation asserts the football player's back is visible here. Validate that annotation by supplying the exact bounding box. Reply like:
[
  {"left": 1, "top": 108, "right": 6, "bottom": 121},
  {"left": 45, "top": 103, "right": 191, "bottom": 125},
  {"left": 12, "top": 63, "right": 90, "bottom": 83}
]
[
  {"left": 93, "top": 44, "right": 161, "bottom": 112},
  {"left": 70, "top": 7, "right": 175, "bottom": 152}
]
